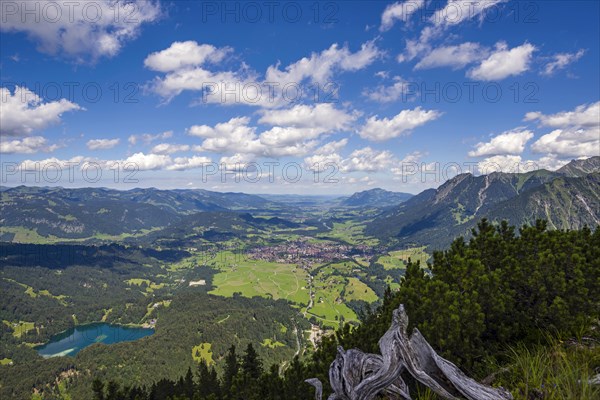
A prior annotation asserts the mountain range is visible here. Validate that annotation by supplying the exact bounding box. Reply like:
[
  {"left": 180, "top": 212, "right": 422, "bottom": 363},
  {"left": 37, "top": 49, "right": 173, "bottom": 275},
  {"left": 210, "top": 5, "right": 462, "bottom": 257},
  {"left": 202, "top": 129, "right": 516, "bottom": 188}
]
[
  {"left": 1, "top": 157, "right": 598, "bottom": 247},
  {"left": 365, "top": 157, "right": 600, "bottom": 248},
  {"left": 0, "top": 187, "right": 279, "bottom": 239}
]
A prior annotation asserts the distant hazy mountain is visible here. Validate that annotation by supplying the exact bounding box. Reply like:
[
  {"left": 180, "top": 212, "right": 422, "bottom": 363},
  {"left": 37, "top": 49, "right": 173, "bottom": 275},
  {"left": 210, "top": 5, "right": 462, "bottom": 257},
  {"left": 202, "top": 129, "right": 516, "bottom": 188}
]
[
  {"left": 366, "top": 158, "right": 600, "bottom": 249},
  {"left": 341, "top": 188, "right": 413, "bottom": 207},
  {"left": 0, "top": 186, "right": 277, "bottom": 239}
]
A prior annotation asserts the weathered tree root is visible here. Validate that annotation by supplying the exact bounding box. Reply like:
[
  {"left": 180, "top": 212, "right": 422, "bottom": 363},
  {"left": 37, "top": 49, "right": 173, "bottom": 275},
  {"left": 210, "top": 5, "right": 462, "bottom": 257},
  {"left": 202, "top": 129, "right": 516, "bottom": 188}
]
[{"left": 306, "top": 304, "right": 513, "bottom": 400}]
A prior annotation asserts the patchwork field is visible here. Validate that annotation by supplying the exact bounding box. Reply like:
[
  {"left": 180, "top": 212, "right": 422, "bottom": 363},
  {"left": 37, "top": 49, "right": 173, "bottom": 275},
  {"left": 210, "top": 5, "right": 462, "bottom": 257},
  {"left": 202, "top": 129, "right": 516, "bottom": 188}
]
[
  {"left": 208, "top": 252, "right": 309, "bottom": 304},
  {"left": 307, "top": 267, "right": 362, "bottom": 327}
]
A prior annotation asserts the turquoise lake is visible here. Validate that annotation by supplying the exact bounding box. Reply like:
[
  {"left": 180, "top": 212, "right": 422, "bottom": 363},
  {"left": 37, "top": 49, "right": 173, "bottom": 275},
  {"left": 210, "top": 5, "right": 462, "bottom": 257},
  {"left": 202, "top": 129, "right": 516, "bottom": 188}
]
[{"left": 35, "top": 323, "right": 154, "bottom": 358}]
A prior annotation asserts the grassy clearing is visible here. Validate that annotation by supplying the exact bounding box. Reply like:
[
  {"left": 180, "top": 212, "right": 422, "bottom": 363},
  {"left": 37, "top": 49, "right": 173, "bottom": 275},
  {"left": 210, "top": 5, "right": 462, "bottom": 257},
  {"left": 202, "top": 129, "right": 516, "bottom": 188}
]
[
  {"left": 261, "top": 339, "right": 285, "bottom": 349},
  {"left": 384, "top": 276, "right": 401, "bottom": 291},
  {"left": 344, "top": 277, "right": 378, "bottom": 303},
  {"left": 90, "top": 228, "right": 161, "bottom": 241},
  {"left": 141, "top": 300, "right": 172, "bottom": 321},
  {"left": 377, "top": 247, "right": 429, "bottom": 270},
  {"left": 452, "top": 203, "right": 474, "bottom": 225},
  {"left": 3, "top": 320, "right": 35, "bottom": 338},
  {"left": 125, "top": 278, "right": 151, "bottom": 286},
  {"left": 7, "top": 279, "right": 69, "bottom": 305},
  {"left": 192, "top": 343, "right": 214, "bottom": 365},
  {"left": 353, "top": 256, "right": 371, "bottom": 267},
  {"left": 377, "top": 254, "right": 404, "bottom": 270},
  {"left": 124, "top": 279, "right": 165, "bottom": 293},
  {"left": 0, "top": 227, "right": 56, "bottom": 244},
  {"left": 101, "top": 308, "right": 113, "bottom": 322},
  {"left": 0, "top": 358, "right": 13, "bottom": 365},
  {"left": 38, "top": 290, "right": 68, "bottom": 305}
]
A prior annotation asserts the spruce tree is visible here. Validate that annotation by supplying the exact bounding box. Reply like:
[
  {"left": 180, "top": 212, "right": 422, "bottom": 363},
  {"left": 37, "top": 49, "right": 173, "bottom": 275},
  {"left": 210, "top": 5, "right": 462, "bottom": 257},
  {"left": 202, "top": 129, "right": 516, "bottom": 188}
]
[
  {"left": 222, "top": 345, "right": 239, "bottom": 398},
  {"left": 241, "top": 343, "right": 263, "bottom": 380}
]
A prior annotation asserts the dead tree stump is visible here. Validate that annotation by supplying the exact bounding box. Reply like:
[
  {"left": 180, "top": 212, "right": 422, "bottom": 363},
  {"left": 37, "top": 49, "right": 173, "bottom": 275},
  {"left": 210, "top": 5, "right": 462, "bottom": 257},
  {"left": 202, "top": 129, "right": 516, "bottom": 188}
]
[{"left": 306, "top": 304, "right": 513, "bottom": 400}]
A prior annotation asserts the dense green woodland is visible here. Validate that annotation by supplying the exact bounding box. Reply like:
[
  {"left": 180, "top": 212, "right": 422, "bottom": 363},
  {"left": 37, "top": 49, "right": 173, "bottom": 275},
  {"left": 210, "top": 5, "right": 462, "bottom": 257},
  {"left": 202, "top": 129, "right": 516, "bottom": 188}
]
[{"left": 87, "top": 220, "right": 600, "bottom": 400}]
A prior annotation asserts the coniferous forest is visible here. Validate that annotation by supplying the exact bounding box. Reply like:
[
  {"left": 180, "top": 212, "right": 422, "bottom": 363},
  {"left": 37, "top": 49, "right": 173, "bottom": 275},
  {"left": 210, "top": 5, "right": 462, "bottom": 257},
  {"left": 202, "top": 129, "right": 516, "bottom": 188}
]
[{"left": 89, "top": 220, "right": 600, "bottom": 400}]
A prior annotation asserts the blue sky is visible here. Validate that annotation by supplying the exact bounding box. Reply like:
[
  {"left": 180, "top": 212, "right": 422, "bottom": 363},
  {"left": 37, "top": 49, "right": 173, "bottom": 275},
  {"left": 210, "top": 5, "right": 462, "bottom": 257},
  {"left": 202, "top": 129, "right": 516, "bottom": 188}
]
[{"left": 1, "top": 0, "right": 599, "bottom": 194}]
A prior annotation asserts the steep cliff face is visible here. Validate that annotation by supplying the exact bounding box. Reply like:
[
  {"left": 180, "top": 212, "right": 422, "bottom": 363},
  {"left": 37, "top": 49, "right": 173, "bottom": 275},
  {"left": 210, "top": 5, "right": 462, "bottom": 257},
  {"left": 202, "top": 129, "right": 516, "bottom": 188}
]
[{"left": 557, "top": 156, "right": 600, "bottom": 177}]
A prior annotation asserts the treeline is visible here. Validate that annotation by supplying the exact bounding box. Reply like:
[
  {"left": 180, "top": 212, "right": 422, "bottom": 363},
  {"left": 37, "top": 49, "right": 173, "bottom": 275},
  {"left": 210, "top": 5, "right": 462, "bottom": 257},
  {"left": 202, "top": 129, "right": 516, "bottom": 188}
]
[
  {"left": 92, "top": 220, "right": 600, "bottom": 399},
  {"left": 91, "top": 344, "right": 311, "bottom": 400},
  {"left": 0, "top": 242, "right": 190, "bottom": 268}
]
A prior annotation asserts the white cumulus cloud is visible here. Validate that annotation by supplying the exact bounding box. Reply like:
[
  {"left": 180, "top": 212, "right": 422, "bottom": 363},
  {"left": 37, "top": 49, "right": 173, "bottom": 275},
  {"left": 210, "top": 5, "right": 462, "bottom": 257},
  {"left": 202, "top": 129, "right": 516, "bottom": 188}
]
[
  {"left": 340, "top": 147, "right": 396, "bottom": 172},
  {"left": 468, "top": 42, "right": 536, "bottom": 81},
  {"left": 359, "top": 107, "right": 441, "bottom": 141},
  {"left": 128, "top": 131, "right": 173, "bottom": 146},
  {"left": 415, "top": 42, "right": 488, "bottom": 70},
  {"left": 258, "top": 103, "right": 356, "bottom": 131},
  {"left": 542, "top": 49, "right": 585, "bottom": 76},
  {"left": 0, "top": 0, "right": 161, "bottom": 62},
  {"left": 469, "top": 129, "right": 534, "bottom": 157},
  {"left": 265, "top": 40, "right": 381, "bottom": 86},
  {"left": 363, "top": 76, "right": 410, "bottom": 103},
  {"left": 123, "top": 152, "right": 172, "bottom": 170},
  {"left": 525, "top": 101, "right": 600, "bottom": 128},
  {"left": 431, "top": 0, "right": 508, "bottom": 28},
  {"left": 167, "top": 155, "right": 212, "bottom": 171},
  {"left": 151, "top": 143, "right": 191, "bottom": 155},
  {"left": 530, "top": 129, "right": 599, "bottom": 158},
  {"left": 380, "top": 0, "right": 425, "bottom": 31},
  {"left": 146, "top": 40, "right": 380, "bottom": 105},
  {"left": 527, "top": 102, "right": 600, "bottom": 158},
  {"left": 1, "top": 86, "right": 82, "bottom": 136},
  {"left": 0, "top": 136, "right": 60, "bottom": 154},
  {"left": 87, "top": 138, "right": 120, "bottom": 150},
  {"left": 188, "top": 104, "right": 356, "bottom": 159},
  {"left": 144, "top": 41, "right": 231, "bottom": 72}
]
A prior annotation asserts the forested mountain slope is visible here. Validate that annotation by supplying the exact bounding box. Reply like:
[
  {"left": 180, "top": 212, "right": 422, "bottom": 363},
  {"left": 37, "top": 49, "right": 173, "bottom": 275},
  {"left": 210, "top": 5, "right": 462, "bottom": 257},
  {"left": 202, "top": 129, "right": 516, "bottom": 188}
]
[{"left": 366, "top": 158, "right": 600, "bottom": 248}]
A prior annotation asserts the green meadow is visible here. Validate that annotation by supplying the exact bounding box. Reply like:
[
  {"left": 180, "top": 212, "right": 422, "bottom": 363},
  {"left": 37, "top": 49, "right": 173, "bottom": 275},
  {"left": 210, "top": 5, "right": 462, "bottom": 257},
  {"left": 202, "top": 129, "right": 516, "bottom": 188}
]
[
  {"left": 208, "top": 252, "right": 309, "bottom": 304},
  {"left": 3, "top": 320, "right": 36, "bottom": 338},
  {"left": 192, "top": 343, "right": 214, "bottom": 365},
  {"left": 377, "top": 247, "right": 429, "bottom": 270},
  {"left": 316, "top": 221, "right": 379, "bottom": 246}
]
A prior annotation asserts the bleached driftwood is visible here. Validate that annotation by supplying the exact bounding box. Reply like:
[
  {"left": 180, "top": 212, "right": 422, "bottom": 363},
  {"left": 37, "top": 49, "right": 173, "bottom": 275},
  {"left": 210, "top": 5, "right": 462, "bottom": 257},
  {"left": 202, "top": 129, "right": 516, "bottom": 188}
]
[{"left": 306, "top": 304, "right": 513, "bottom": 400}]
